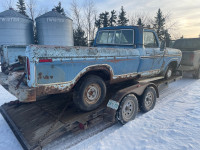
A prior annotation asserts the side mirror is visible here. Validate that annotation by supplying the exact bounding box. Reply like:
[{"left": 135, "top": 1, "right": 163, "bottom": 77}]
[{"left": 160, "top": 41, "right": 166, "bottom": 51}]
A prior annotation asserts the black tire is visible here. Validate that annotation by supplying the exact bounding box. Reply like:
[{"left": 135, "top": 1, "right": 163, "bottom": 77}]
[
  {"left": 117, "top": 94, "right": 138, "bottom": 125},
  {"left": 139, "top": 87, "right": 156, "bottom": 113},
  {"left": 193, "top": 67, "right": 200, "bottom": 79},
  {"left": 73, "top": 75, "right": 106, "bottom": 111},
  {"left": 165, "top": 66, "right": 173, "bottom": 79}
]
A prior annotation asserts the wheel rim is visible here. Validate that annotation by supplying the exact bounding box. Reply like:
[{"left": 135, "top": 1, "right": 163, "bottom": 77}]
[
  {"left": 144, "top": 92, "right": 154, "bottom": 109},
  {"left": 84, "top": 83, "right": 101, "bottom": 105},
  {"left": 167, "top": 69, "right": 172, "bottom": 78},
  {"left": 122, "top": 99, "right": 135, "bottom": 121}
]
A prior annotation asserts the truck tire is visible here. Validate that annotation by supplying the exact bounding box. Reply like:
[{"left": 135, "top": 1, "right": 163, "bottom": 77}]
[
  {"left": 117, "top": 94, "right": 138, "bottom": 125},
  {"left": 139, "top": 87, "right": 156, "bottom": 113},
  {"left": 73, "top": 75, "right": 106, "bottom": 111},
  {"left": 193, "top": 67, "right": 200, "bottom": 79},
  {"left": 165, "top": 66, "right": 173, "bottom": 79}
]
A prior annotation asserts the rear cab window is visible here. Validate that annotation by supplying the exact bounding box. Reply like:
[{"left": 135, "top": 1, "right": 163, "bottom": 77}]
[{"left": 96, "top": 29, "right": 134, "bottom": 45}]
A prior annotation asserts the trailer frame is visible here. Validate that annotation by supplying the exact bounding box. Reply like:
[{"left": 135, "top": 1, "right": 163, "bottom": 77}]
[{"left": 0, "top": 75, "right": 182, "bottom": 150}]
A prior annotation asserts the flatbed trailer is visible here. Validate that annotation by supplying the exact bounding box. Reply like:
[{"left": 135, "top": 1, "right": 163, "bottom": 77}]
[{"left": 0, "top": 75, "right": 182, "bottom": 150}]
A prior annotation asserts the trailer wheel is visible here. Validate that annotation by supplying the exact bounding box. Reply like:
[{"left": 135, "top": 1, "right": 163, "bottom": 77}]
[
  {"left": 193, "top": 67, "right": 200, "bottom": 79},
  {"left": 139, "top": 87, "right": 156, "bottom": 113},
  {"left": 165, "top": 66, "right": 173, "bottom": 79},
  {"left": 117, "top": 94, "right": 138, "bottom": 125},
  {"left": 73, "top": 75, "right": 106, "bottom": 111}
]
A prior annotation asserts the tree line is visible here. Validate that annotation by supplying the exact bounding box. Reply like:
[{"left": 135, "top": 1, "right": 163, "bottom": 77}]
[{"left": 13, "top": 0, "right": 172, "bottom": 46}]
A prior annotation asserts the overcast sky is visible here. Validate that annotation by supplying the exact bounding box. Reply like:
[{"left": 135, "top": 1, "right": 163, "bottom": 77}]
[{"left": 0, "top": 0, "right": 200, "bottom": 39}]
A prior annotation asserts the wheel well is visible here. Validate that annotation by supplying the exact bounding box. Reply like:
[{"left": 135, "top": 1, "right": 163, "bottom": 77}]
[
  {"left": 168, "top": 61, "right": 178, "bottom": 70},
  {"left": 83, "top": 70, "right": 111, "bottom": 81},
  {"left": 73, "top": 69, "right": 111, "bottom": 89}
]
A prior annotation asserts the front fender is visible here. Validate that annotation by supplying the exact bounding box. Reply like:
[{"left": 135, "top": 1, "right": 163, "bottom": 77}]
[{"left": 162, "top": 58, "right": 180, "bottom": 75}]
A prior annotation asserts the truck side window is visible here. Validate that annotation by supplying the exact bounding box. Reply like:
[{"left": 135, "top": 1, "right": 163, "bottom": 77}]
[{"left": 144, "top": 32, "right": 158, "bottom": 48}]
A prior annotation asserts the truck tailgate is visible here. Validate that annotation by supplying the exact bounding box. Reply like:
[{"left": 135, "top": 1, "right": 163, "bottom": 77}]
[{"left": 0, "top": 72, "right": 36, "bottom": 102}]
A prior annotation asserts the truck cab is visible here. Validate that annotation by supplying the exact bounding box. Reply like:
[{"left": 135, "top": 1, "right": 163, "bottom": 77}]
[{"left": 94, "top": 26, "right": 181, "bottom": 77}]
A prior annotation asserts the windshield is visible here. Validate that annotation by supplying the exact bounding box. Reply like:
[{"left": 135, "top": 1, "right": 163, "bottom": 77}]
[{"left": 96, "top": 30, "right": 134, "bottom": 45}]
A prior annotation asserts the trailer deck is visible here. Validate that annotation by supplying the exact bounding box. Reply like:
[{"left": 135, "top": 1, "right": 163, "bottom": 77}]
[{"left": 0, "top": 75, "right": 182, "bottom": 150}]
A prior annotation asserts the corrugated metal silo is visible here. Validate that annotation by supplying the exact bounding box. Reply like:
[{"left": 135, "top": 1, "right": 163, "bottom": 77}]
[
  {"left": 0, "top": 8, "right": 34, "bottom": 45},
  {"left": 36, "top": 10, "right": 73, "bottom": 46}
]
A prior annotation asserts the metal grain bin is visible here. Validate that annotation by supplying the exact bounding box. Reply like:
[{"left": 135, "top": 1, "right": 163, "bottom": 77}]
[
  {"left": 0, "top": 8, "right": 34, "bottom": 45},
  {"left": 36, "top": 10, "right": 73, "bottom": 46}
]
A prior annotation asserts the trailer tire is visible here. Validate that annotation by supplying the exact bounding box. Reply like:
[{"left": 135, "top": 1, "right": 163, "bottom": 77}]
[
  {"left": 139, "top": 87, "right": 156, "bottom": 113},
  {"left": 193, "top": 67, "right": 200, "bottom": 79},
  {"left": 73, "top": 75, "right": 106, "bottom": 111},
  {"left": 117, "top": 94, "right": 138, "bottom": 125}
]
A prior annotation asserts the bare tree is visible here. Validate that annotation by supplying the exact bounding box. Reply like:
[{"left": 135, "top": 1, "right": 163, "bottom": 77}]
[
  {"left": 71, "top": 0, "right": 82, "bottom": 28},
  {"left": 128, "top": 11, "right": 153, "bottom": 27},
  {"left": 83, "top": 0, "right": 97, "bottom": 46},
  {"left": 26, "top": 0, "right": 36, "bottom": 20}
]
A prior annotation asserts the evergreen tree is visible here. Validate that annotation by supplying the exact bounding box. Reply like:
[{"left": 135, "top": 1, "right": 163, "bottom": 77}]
[
  {"left": 137, "top": 18, "right": 144, "bottom": 26},
  {"left": 117, "top": 6, "right": 129, "bottom": 26},
  {"left": 73, "top": 27, "right": 87, "bottom": 46},
  {"left": 95, "top": 12, "right": 109, "bottom": 28},
  {"left": 153, "top": 8, "right": 165, "bottom": 41},
  {"left": 16, "top": 0, "right": 28, "bottom": 17},
  {"left": 95, "top": 16, "right": 102, "bottom": 29},
  {"left": 102, "top": 11, "right": 109, "bottom": 27},
  {"left": 109, "top": 10, "right": 117, "bottom": 26},
  {"left": 53, "top": 2, "right": 66, "bottom": 16}
]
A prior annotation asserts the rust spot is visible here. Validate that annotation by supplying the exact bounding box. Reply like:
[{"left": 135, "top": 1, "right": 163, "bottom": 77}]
[
  {"left": 43, "top": 75, "right": 49, "bottom": 79},
  {"left": 38, "top": 72, "right": 42, "bottom": 80}
]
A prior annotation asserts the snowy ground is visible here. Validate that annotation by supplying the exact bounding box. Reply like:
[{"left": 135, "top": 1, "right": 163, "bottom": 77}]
[{"left": 0, "top": 74, "right": 200, "bottom": 150}]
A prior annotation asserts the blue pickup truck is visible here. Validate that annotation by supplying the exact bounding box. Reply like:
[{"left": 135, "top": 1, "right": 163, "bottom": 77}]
[{"left": 0, "top": 26, "right": 181, "bottom": 111}]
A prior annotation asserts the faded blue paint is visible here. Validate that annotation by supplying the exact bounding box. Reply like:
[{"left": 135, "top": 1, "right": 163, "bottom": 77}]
[
  {"left": 36, "top": 57, "right": 140, "bottom": 85},
  {"left": 24, "top": 26, "right": 181, "bottom": 88},
  {"left": 0, "top": 26, "right": 182, "bottom": 102}
]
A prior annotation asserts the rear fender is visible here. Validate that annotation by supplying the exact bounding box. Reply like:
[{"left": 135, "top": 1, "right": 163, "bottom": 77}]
[{"left": 71, "top": 64, "right": 114, "bottom": 87}]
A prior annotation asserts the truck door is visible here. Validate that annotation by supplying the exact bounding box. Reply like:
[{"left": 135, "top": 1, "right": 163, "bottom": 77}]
[
  {"left": 138, "top": 31, "right": 161, "bottom": 74},
  {"left": 145, "top": 31, "right": 164, "bottom": 70}
]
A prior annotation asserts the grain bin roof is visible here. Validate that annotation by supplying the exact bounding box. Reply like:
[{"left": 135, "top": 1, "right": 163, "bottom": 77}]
[
  {"left": 173, "top": 38, "right": 200, "bottom": 51},
  {"left": 36, "top": 10, "right": 72, "bottom": 21},
  {"left": 0, "top": 9, "right": 30, "bottom": 20}
]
